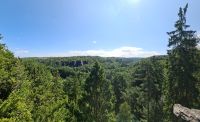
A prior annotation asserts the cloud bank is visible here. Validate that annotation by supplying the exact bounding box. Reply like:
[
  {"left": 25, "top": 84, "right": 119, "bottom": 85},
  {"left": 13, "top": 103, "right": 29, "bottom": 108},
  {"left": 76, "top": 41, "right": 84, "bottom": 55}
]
[{"left": 43, "top": 46, "right": 160, "bottom": 58}]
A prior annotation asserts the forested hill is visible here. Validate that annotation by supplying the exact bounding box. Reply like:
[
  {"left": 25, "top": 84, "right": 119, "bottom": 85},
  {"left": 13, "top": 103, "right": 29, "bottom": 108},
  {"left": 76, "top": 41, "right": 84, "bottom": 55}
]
[
  {"left": 0, "top": 44, "right": 169, "bottom": 121},
  {"left": 22, "top": 56, "right": 142, "bottom": 68},
  {"left": 0, "top": 42, "right": 199, "bottom": 122},
  {"left": 22, "top": 56, "right": 143, "bottom": 79}
]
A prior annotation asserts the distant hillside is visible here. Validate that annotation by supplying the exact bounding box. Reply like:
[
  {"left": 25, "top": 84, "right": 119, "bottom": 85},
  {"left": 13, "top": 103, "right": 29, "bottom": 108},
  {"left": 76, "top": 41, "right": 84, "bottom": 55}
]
[{"left": 22, "top": 56, "right": 143, "bottom": 68}]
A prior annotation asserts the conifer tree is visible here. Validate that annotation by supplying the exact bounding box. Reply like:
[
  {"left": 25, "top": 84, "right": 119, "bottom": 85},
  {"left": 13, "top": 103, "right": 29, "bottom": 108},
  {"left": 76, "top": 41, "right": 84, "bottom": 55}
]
[
  {"left": 23, "top": 61, "right": 69, "bottom": 122},
  {"left": 83, "top": 62, "right": 115, "bottom": 122},
  {"left": 112, "top": 74, "right": 127, "bottom": 113},
  {"left": 165, "top": 4, "right": 200, "bottom": 121},
  {"left": 131, "top": 58, "right": 164, "bottom": 122},
  {"left": 0, "top": 35, "right": 33, "bottom": 121}
]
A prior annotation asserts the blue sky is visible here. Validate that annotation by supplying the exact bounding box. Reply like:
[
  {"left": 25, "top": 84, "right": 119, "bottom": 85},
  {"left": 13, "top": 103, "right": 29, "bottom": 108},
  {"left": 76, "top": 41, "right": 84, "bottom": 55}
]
[{"left": 0, "top": 0, "right": 199, "bottom": 57}]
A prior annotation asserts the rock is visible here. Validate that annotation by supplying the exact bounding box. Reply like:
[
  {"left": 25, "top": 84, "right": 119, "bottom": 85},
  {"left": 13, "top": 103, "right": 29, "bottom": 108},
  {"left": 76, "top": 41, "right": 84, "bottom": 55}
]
[{"left": 173, "top": 104, "right": 200, "bottom": 122}]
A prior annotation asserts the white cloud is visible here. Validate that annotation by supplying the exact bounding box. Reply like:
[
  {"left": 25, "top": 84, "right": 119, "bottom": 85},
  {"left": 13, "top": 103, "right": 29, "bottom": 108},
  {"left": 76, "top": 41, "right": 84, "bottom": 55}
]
[{"left": 41, "top": 46, "right": 160, "bottom": 58}]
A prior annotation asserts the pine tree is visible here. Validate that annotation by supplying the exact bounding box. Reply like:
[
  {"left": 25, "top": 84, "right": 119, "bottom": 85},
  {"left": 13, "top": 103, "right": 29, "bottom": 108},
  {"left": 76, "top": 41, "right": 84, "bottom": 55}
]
[
  {"left": 112, "top": 73, "right": 127, "bottom": 113},
  {"left": 131, "top": 58, "right": 164, "bottom": 122},
  {"left": 0, "top": 41, "right": 23, "bottom": 100},
  {"left": 0, "top": 35, "right": 33, "bottom": 121},
  {"left": 23, "top": 61, "right": 69, "bottom": 122},
  {"left": 165, "top": 3, "right": 200, "bottom": 121},
  {"left": 83, "top": 62, "right": 115, "bottom": 122},
  {"left": 63, "top": 75, "right": 83, "bottom": 121}
]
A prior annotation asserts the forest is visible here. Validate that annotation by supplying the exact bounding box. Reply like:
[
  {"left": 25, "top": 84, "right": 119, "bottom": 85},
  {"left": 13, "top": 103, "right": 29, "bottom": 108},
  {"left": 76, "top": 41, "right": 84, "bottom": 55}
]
[{"left": 0, "top": 4, "right": 200, "bottom": 122}]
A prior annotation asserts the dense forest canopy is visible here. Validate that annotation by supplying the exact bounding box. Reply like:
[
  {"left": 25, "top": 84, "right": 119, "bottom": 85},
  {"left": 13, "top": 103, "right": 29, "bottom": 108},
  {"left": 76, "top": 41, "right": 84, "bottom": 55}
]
[{"left": 0, "top": 3, "right": 200, "bottom": 122}]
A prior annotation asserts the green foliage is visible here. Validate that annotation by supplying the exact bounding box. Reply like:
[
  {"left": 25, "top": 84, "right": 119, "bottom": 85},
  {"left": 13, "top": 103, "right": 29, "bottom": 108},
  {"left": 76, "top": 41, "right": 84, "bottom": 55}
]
[
  {"left": 128, "top": 57, "right": 164, "bottom": 122},
  {"left": 0, "top": 90, "right": 33, "bottom": 122},
  {"left": 112, "top": 73, "right": 128, "bottom": 113},
  {"left": 0, "top": 42, "right": 25, "bottom": 100},
  {"left": 117, "top": 102, "right": 132, "bottom": 122},
  {"left": 63, "top": 76, "right": 83, "bottom": 121},
  {"left": 82, "top": 62, "right": 115, "bottom": 122},
  {"left": 23, "top": 61, "right": 69, "bottom": 122},
  {"left": 0, "top": 38, "right": 32, "bottom": 121},
  {"left": 164, "top": 3, "right": 200, "bottom": 122}
]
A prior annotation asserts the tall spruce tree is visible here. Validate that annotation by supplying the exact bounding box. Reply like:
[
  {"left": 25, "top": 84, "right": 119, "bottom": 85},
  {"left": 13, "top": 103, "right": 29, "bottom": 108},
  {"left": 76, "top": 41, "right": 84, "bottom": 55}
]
[
  {"left": 165, "top": 3, "right": 200, "bottom": 121},
  {"left": 0, "top": 36, "right": 33, "bottom": 121},
  {"left": 83, "top": 62, "right": 115, "bottom": 122},
  {"left": 23, "top": 61, "right": 69, "bottom": 122},
  {"left": 112, "top": 73, "right": 128, "bottom": 113},
  {"left": 132, "top": 58, "right": 164, "bottom": 122}
]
